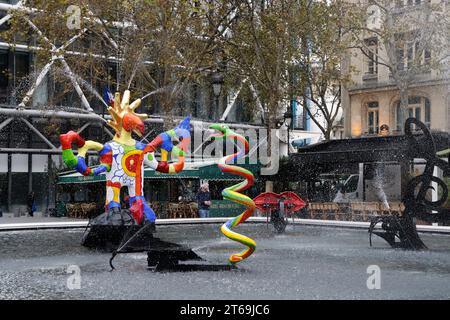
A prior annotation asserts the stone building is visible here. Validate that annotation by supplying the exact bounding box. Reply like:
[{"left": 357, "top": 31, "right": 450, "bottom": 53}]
[{"left": 342, "top": 0, "right": 449, "bottom": 138}]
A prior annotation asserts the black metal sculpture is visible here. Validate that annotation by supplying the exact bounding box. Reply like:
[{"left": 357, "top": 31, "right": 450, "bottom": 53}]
[{"left": 369, "top": 118, "right": 450, "bottom": 249}]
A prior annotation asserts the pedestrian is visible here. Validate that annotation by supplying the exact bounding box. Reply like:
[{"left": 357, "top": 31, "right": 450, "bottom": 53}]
[
  {"left": 196, "top": 183, "right": 211, "bottom": 218},
  {"left": 27, "top": 192, "right": 36, "bottom": 217}
]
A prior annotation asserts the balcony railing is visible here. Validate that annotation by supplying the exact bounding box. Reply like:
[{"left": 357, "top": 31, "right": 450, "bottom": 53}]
[{"left": 349, "top": 70, "right": 442, "bottom": 92}]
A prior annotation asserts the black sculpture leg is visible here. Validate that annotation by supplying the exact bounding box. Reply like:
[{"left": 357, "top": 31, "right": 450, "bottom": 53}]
[
  {"left": 369, "top": 118, "right": 449, "bottom": 250},
  {"left": 369, "top": 216, "right": 397, "bottom": 247},
  {"left": 369, "top": 214, "right": 427, "bottom": 250},
  {"left": 399, "top": 215, "right": 427, "bottom": 250}
]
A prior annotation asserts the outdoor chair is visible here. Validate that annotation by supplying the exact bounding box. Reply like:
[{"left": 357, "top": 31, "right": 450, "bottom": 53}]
[
  {"left": 336, "top": 203, "right": 351, "bottom": 221},
  {"left": 79, "top": 203, "right": 97, "bottom": 219},
  {"left": 308, "top": 203, "right": 316, "bottom": 219},
  {"left": 188, "top": 202, "right": 198, "bottom": 218},
  {"left": 324, "top": 202, "right": 339, "bottom": 220},
  {"left": 172, "top": 202, "right": 194, "bottom": 219},
  {"left": 309, "top": 203, "right": 322, "bottom": 219},
  {"left": 363, "top": 202, "right": 380, "bottom": 222},
  {"left": 388, "top": 202, "right": 404, "bottom": 216},
  {"left": 66, "top": 203, "right": 82, "bottom": 218},
  {"left": 178, "top": 203, "right": 190, "bottom": 219},
  {"left": 316, "top": 203, "right": 329, "bottom": 220},
  {"left": 350, "top": 203, "right": 365, "bottom": 222},
  {"left": 150, "top": 201, "right": 161, "bottom": 218},
  {"left": 166, "top": 203, "right": 178, "bottom": 219}
]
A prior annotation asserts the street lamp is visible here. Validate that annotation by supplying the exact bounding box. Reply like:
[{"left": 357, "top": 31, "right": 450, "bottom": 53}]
[
  {"left": 212, "top": 71, "right": 223, "bottom": 120},
  {"left": 276, "top": 111, "right": 293, "bottom": 156},
  {"left": 283, "top": 111, "right": 293, "bottom": 129}
]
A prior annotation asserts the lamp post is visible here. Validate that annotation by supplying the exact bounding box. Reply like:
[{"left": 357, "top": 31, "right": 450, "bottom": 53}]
[{"left": 212, "top": 71, "right": 223, "bottom": 120}]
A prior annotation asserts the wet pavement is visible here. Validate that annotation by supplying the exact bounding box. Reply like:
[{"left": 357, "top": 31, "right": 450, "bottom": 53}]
[
  {"left": 0, "top": 216, "right": 83, "bottom": 224},
  {"left": 1, "top": 223, "right": 450, "bottom": 300}
]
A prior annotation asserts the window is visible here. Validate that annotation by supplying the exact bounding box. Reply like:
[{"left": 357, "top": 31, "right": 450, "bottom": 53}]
[
  {"left": 397, "top": 0, "right": 422, "bottom": 6},
  {"left": 396, "top": 96, "right": 431, "bottom": 130},
  {"left": 14, "top": 52, "right": 29, "bottom": 84},
  {"left": 395, "top": 32, "right": 431, "bottom": 70},
  {"left": 345, "top": 175, "right": 359, "bottom": 193},
  {"left": 424, "top": 49, "right": 431, "bottom": 65},
  {"left": 396, "top": 48, "right": 405, "bottom": 71},
  {"left": 0, "top": 50, "right": 30, "bottom": 104},
  {"left": 367, "top": 101, "right": 379, "bottom": 134},
  {"left": 424, "top": 98, "right": 430, "bottom": 126},
  {"left": 400, "top": 0, "right": 422, "bottom": 6},
  {"left": 292, "top": 99, "right": 305, "bottom": 130},
  {"left": 448, "top": 97, "right": 450, "bottom": 132},
  {"left": 0, "top": 51, "right": 8, "bottom": 103},
  {"left": 407, "top": 42, "right": 414, "bottom": 69},
  {"left": 364, "top": 38, "right": 378, "bottom": 75}
]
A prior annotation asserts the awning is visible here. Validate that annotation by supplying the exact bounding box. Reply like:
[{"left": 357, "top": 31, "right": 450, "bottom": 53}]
[
  {"left": 57, "top": 163, "right": 261, "bottom": 184},
  {"left": 290, "top": 130, "right": 322, "bottom": 146},
  {"left": 58, "top": 172, "right": 106, "bottom": 184},
  {"left": 285, "top": 131, "right": 450, "bottom": 179},
  {"left": 290, "top": 130, "right": 323, "bottom": 140}
]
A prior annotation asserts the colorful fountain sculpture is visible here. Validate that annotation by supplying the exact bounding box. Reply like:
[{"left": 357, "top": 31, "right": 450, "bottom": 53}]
[
  {"left": 209, "top": 124, "right": 257, "bottom": 265},
  {"left": 59, "top": 90, "right": 258, "bottom": 271},
  {"left": 60, "top": 90, "right": 192, "bottom": 253}
]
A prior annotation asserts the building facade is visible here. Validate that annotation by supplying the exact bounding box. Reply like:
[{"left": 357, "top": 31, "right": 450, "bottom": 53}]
[{"left": 342, "top": 0, "right": 450, "bottom": 138}]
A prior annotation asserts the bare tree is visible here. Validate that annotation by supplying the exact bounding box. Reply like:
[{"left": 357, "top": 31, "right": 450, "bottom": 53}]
[
  {"left": 223, "top": 0, "right": 309, "bottom": 133},
  {"left": 222, "top": 0, "right": 355, "bottom": 142},
  {"left": 295, "top": 0, "right": 354, "bottom": 140}
]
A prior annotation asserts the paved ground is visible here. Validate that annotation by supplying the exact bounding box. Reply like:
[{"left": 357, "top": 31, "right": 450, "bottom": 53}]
[
  {"left": 0, "top": 216, "right": 82, "bottom": 224},
  {"left": 1, "top": 223, "right": 450, "bottom": 300}
]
